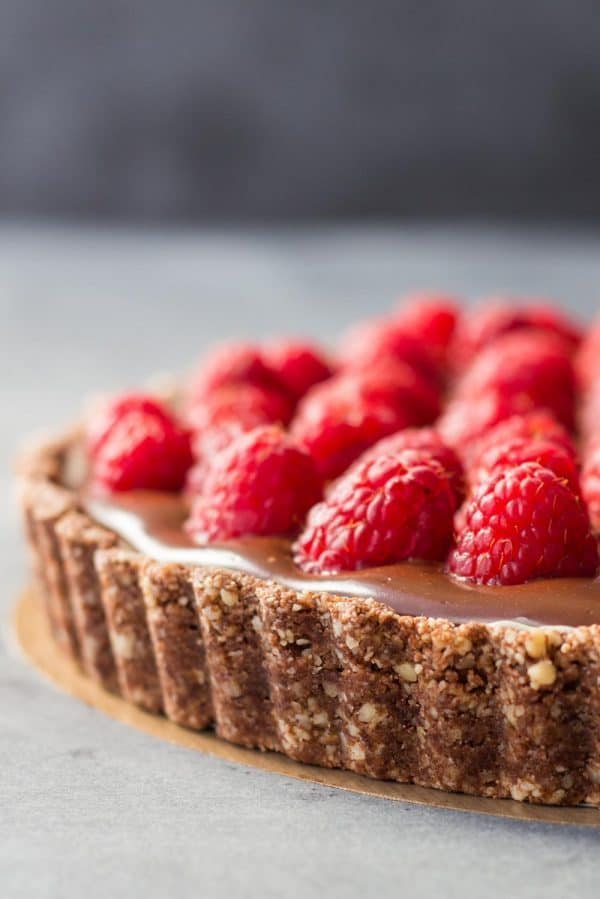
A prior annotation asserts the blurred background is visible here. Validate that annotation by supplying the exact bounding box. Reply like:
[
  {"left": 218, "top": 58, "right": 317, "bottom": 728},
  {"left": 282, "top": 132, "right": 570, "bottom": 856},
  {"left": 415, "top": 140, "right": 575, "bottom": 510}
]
[{"left": 2, "top": 0, "right": 600, "bottom": 223}]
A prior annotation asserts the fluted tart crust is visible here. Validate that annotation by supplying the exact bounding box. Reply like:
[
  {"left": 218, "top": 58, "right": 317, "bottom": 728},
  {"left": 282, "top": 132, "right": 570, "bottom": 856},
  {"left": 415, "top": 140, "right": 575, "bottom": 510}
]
[{"left": 16, "top": 433, "right": 600, "bottom": 808}]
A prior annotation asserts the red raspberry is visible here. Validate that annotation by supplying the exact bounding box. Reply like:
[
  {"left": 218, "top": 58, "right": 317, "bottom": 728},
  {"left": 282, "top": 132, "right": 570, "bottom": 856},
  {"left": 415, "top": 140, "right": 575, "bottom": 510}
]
[
  {"left": 582, "top": 445, "right": 600, "bottom": 533},
  {"left": 86, "top": 393, "right": 174, "bottom": 457},
  {"left": 451, "top": 300, "right": 581, "bottom": 369},
  {"left": 467, "top": 437, "right": 581, "bottom": 493},
  {"left": 576, "top": 317, "right": 600, "bottom": 390},
  {"left": 337, "top": 315, "right": 442, "bottom": 386},
  {"left": 294, "top": 450, "right": 457, "bottom": 573},
  {"left": 187, "top": 382, "right": 293, "bottom": 440},
  {"left": 453, "top": 330, "right": 577, "bottom": 430},
  {"left": 394, "top": 292, "right": 459, "bottom": 357},
  {"left": 185, "top": 426, "right": 322, "bottom": 541},
  {"left": 449, "top": 462, "right": 598, "bottom": 585},
  {"left": 91, "top": 408, "right": 193, "bottom": 492},
  {"left": 465, "top": 411, "right": 577, "bottom": 469},
  {"left": 263, "top": 339, "right": 333, "bottom": 400},
  {"left": 187, "top": 341, "right": 285, "bottom": 403},
  {"left": 351, "top": 427, "right": 464, "bottom": 501},
  {"left": 437, "top": 387, "right": 534, "bottom": 452},
  {"left": 291, "top": 362, "right": 440, "bottom": 480}
]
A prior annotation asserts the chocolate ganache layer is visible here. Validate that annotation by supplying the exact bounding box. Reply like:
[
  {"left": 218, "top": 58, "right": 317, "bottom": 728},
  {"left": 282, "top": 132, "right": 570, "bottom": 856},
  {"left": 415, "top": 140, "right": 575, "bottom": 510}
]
[{"left": 83, "top": 490, "right": 600, "bottom": 628}]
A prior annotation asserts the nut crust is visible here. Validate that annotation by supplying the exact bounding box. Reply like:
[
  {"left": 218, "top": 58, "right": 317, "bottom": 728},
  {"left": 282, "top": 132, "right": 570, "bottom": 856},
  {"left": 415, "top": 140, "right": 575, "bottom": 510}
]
[{"left": 16, "top": 435, "right": 600, "bottom": 808}]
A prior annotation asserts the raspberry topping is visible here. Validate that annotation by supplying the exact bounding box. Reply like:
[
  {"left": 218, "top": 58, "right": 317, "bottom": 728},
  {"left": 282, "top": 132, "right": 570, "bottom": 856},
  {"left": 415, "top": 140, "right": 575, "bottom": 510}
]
[
  {"left": 337, "top": 316, "right": 442, "bottom": 386},
  {"left": 452, "top": 300, "right": 581, "bottom": 369},
  {"left": 90, "top": 406, "right": 193, "bottom": 492},
  {"left": 465, "top": 411, "right": 577, "bottom": 469},
  {"left": 394, "top": 292, "right": 459, "bottom": 358},
  {"left": 83, "top": 297, "right": 600, "bottom": 589},
  {"left": 188, "top": 340, "right": 285, "bottom": 403},
  {"left": 86, "top": 393, "right": 174, "bottom": 457},
  {"left": 291, "top": 361, "right": 440, "bottom": 480},
  {"left": 449, "top": 462, "right": 598, "bottom": 585},
  {"left": 467, "top": 437, "right": 581, "bottom": 493},
  {"left": 263, "top": 339, "right": 333, "bottom": 400},
  {"left": 453, "top": 330, "right": 577, "bottom": 430},
  {"left": 295, "top": 450, "right": 457, "bottom": 573},
  {"left": 351, "top": 427, "right": 464, "bottom": 501},
  {"left": 187, "top": 381, "right": 293, "bottom": 444},
  {"left": 186, "top": 426, "right": 322, "bottom": 542},
  {"left": 438, "top": 387, "right": 535, "bottom": 452}
]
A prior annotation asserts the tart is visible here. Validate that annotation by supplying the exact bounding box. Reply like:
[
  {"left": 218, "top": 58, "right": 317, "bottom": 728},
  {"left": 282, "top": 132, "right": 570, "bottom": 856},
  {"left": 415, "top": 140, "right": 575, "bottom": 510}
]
[{"left": 16, "top": 295, "right": 600, "bottom": 807}]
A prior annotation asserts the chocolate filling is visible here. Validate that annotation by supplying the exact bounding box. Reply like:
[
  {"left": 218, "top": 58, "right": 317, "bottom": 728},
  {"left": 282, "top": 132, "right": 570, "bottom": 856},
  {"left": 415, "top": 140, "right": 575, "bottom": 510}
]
[{"left": 83, "top": 490, "right": 600, "bottom": 628}]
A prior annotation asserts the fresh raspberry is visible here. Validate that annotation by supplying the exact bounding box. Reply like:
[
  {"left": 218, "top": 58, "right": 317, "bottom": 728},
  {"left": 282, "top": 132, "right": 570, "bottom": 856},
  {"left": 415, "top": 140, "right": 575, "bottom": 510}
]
[
  {"left": 291, "top": 362, "right": 441, "bottom": 480},
  {"left": 350, "top": 427, "right": 464, "bottom": 501},
  {"left": 187, "top": 382, "right": 293, "bottom": 441},
  {"left": 394, "top": 292, "right": 459, "bottom": 357},
  {"left": 525, "top": 304, "right": 582, "bottom": 351},
  {"left": 465, "top": 411, "right": 577, "bottom": 469},
  {"left": 576, "top": 317, "right": 600, "bottom": 390},
  {"left": 185, "top": 426, "right": 322, "bottom": 541},
  {"left": 337, "top": 315, "right": 443, "bottom": 386},
  {"left": 467, "top": 437, "right": 581, "bottom": 493},
  {"left": 263, "top": 339, "right": 333, "bottom": 400},
  {"left": 294, "top": 450, "right": 457, "bottom": 573},
  {"left": 451, "top": 300, "right": 581, "bottom": 369},
  {"left": 85, "top": 392, "right": 174, "bottom": 457},
  {"left": 449, "top": 462, "right": 598, "bottom": 585},
  {"left": 90, "top": 408, "right": 193, "bottom": 493},
  {"left": 452, "top": 330, "right": 577, "bottom": 430},
  {"left": 582, "top": 445, "right": 600, "bottom": 533},
  {"left": 187, "top": 340, "right": 285, "bottom": 404},
  {"left": 437, "top": 387, "right": 535, "bottom": 453}
]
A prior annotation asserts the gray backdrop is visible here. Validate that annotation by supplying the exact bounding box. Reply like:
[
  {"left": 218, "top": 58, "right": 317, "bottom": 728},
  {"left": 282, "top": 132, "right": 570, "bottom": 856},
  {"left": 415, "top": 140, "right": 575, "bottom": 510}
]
[{"left": 2, "top": 1, "right": 600, "bottom": 222}]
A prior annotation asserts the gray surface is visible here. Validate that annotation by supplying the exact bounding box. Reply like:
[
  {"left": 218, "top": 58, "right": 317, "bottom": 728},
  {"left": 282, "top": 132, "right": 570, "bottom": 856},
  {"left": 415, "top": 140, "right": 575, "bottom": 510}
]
[
  {"left": 2, "top": 2, "right": 600, "bottom": 222},
  {"left": 2, "top": 223, "right": 600, "bottom": 899}
]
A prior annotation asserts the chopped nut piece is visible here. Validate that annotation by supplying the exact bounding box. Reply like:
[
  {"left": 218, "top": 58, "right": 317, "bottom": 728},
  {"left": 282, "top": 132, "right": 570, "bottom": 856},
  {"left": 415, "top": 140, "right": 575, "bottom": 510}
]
[
  {"left": 220, "top": 588, "right": 238, "bottom": 607},
  {"left": 525, "top": 631, "right": 547, "bottom": 659},
  {"left": 357, "top": 702, "right": 376, "bottom": 723},
  {"left": 528, "top": 659, "right": 557, "bottom": 690},
  {"left": 395, "top": 662, "right": 418, "bottom": 683}
]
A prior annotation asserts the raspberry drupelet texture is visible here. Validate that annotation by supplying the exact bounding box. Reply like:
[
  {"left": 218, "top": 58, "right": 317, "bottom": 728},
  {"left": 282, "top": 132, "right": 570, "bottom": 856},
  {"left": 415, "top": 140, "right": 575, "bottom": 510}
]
[
  {"left": 449, "top": 462, "right": 599, "bottom": 585},
  {"left": 291, "top": 361, "right": 441, "bottom": 480},
  {"left": 295, "top": 450, "right": 457, "bottom": 574},
  {"left": 465, "top": 411, "right": 577, "bottom": 469},
  {"left": 186, "top": 425, "right": 322, "bottom": 542},
  {"left": 350, "top": 427, "right": 464, "bottom": 501},
  {"left": 91, "top": 407, "right": 193, "bottom": 492},
  {"left": 467, "top": 437, "right": 581, "bottom": 493}
]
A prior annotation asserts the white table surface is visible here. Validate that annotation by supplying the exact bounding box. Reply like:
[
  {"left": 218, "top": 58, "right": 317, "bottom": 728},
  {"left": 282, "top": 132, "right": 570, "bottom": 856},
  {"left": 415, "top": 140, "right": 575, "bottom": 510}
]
[{"left": 3, "top": 223, "right": 600, "bottom": 899}]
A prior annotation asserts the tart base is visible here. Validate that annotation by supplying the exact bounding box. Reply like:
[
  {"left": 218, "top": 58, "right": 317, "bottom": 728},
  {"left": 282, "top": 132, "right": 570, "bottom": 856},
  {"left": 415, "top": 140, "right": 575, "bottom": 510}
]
[
  {"left": 13, "top": 584, "right": 600, "bottom": 828},
  {"left": 15, "top": 433, "right": 600, "bottom": 811}
]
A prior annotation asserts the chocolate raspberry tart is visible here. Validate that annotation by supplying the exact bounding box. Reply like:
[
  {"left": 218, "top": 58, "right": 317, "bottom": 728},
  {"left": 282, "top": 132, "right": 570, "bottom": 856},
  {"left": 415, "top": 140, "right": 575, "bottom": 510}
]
[{"left": 17, "top": 295, "right": 600, "bottom": 808}]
